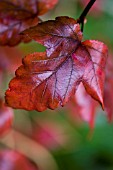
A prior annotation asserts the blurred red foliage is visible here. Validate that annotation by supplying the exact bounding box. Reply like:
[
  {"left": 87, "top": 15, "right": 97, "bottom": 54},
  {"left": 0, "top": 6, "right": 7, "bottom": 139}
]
[{"left": 0, "top": 150, "right": 38, "bottom": 170}]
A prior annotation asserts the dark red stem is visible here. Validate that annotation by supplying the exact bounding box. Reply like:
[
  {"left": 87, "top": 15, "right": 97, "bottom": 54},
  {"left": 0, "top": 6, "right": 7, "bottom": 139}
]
[{"left": 78, "top": 0, "right": 96, "bottom": 32}]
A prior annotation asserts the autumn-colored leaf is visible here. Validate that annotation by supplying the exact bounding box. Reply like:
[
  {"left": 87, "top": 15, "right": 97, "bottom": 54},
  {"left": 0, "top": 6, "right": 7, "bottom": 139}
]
[
  {"left": 21, "top": 17, "right": 82, "bottom": 58},
  {"left": 0, "top": 0, "right": 58, "bottom": 46},
  {"left": 81, "top": 40, "right": 107, "bottom": 109},
  {"left": 67, "top": 55, "right": 113, "bottom": 126},
  {"left": 0, "top": 1, "right": 38, "bottom": 46},
  {"left": 0, "top": 150, "right": 38, "bottom": 170},
  {"left": 5, "top": 17, "right": 108, "bottom": 111},
  {"left": 0, "top": 99, "right": 13, "bottom": 137}
]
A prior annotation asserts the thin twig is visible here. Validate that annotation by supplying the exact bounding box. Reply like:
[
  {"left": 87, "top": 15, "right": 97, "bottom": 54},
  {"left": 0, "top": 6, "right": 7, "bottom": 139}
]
[{"left": 78, "top": 0, "right": 96, "bottom": 31}]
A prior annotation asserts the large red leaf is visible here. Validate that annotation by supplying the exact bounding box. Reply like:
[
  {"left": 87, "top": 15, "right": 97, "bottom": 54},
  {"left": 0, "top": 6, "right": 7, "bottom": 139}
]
[
  {"left": 5, "top": 17, "right": 108, "bottom": 111},
  {"left": 0, "top": 99, "right": 13, "bottom": 137},
  {"left": 0, "top": 150, "right": 38, "bottom": 170},
  {"left": 0, "top": 0, "right": 58, "bottom": 46}
]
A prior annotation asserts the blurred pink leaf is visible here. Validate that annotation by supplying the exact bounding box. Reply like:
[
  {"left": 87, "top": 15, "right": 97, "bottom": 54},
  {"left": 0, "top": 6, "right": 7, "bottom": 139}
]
[
  {"left": 75, "top": 83, "right": 98, "bottom": 128},
  {"left": 0, "top": 99, "right": 13, "bottom": 137},
  {"left": 0, "top": 0, "right": 58, "bottom": 46},
  {"left": 33, "top": 121, "right": 68, "bottom": 150},
  {"left": 0, "top": 150, "right": 38, "bottom": 170},
  {"left": 104, "top": 55, "right": 113, "bottom": 121}
]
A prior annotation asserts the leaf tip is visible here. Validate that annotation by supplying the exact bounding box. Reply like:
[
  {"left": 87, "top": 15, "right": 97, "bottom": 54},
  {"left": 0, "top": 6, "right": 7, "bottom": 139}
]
[
  {"left": 101, "top": 101, "right": 104, "bottom": 111},
  {"left": 96, "top": 94, "right": 104, "bottom": 110}
]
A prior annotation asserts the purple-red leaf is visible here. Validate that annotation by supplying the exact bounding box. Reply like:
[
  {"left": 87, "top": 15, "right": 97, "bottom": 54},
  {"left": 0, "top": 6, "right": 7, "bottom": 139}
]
[
  {"left": 0, "top": 0, "right": 58, "bottom": 46},
  {"left": 5, "top": 17, "right": 108, "bottom": 111},
  {"left": 68, "top": 55, "right": 113, "bottom": 126},
  {"left": 81, "top": 40, "right": 107, "bottom": 109},
  {"left": 22, "top": 17, "right": 82, "bottom": 58}
]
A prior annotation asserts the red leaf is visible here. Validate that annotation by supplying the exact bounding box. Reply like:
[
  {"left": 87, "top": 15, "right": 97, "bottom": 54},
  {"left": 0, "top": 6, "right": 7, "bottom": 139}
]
[
  {"left": 21, "top": 17, "right": 82, "bottom": 58},
  {"left": 5, "top": 17, "right": 108, "bottom": 111},
  {"left": 81, "top": 40, "right": 107, "bottom": 109},
  {"left": 0, "top": 0, "right": 58, "bottom": 46},
  {"left": 0, "top": 150, "right": 38, "bottom": 170},
  {"left": 68, "top": 55, "right": 113, "bottom": 125},
  {"left": 0, "top": 99, "right": 13, "bottom": 137}
]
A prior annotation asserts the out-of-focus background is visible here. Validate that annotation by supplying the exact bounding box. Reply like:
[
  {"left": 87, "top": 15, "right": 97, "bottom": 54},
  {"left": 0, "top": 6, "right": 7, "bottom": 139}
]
[{"left": 1, "top": 0, "right": 113, "bottom": 170}]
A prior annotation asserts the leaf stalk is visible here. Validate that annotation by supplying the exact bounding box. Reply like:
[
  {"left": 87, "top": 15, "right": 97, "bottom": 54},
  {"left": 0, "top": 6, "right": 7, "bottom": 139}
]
[{"left": 78, "top": 0, "right": 96, "bottom": 31}]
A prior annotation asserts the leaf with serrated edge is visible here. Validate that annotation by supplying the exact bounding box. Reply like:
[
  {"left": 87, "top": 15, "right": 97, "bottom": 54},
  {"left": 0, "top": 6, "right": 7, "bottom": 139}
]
[{"left": 5, "top": 17, "right": 108, "bottom": 111}]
